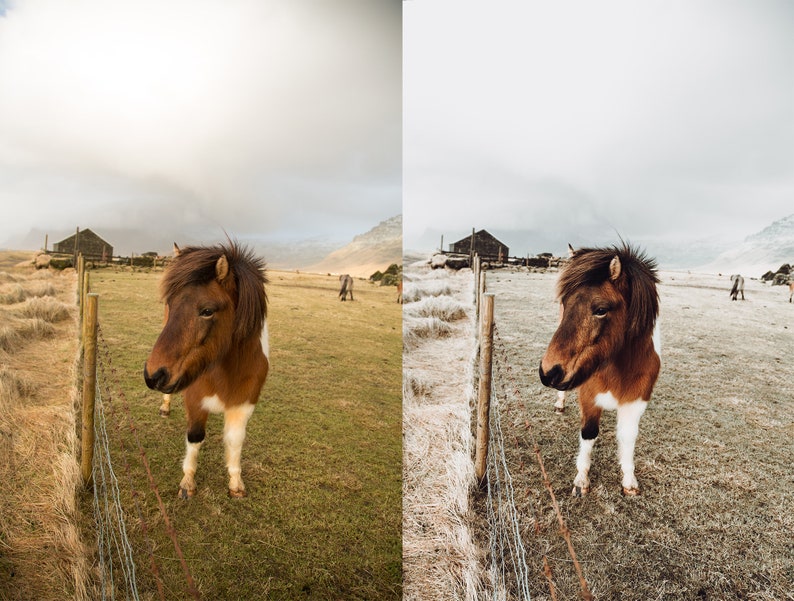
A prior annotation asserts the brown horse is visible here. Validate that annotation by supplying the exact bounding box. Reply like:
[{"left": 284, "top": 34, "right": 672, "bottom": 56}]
[
  {"left": 144, "top": 242, "right": 269, "bottom": 499},
  {"left": 539, "top": 243, "right": 660, "bottom": 497}
]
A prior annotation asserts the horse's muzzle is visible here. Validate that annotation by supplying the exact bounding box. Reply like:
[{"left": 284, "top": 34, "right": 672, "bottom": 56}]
[
  {"left": 144, "top": 364, "right": 177, "bottom": 394},
  {"left": 539, "top": 362, "right": 571, "bottom": 391}
]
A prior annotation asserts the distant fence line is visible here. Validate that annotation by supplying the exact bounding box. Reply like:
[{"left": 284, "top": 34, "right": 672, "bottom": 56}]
[
  {"left": 77, "top": 256, "right": 201, "bottom": 600},
  {"left": 471, "top": 255, "right": 593, "bottom": 601}
]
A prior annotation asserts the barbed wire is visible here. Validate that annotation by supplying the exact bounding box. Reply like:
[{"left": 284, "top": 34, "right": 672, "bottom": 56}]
[
  {"left": 95, "top": 332, "right": 165, "bottom": 601},
  {"left": 95, "top": 324, "right": 201, "bottom": 600},
  {"left": 491, "top": 323, "right": 594, "bottom": 601},
  {"left": 92, "top": 376, "right": 142, "bottom": 601},
  {"left": 484, "top": 377, "right": 533, "bottom": 600}
]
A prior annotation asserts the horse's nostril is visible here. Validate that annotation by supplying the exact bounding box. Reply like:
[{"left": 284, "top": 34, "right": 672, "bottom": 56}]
[
  {"left": 144, "top": 365, "right": 171, "bottom": 391},
  {"left": 539, "top": 362, "right": 565, "bottom": 388}
]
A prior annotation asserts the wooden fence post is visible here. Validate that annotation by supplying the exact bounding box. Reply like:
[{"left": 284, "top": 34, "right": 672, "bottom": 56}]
[
  {"left": 81, "top": 293, "right": 99, "bottom": 487},
  {"left": 473, "top": 254, "right": 481, "bottom": 317},
  {"left": 77, "top": 253, "right": 85, "bottom": 311},
  {"left": 475, "top": 293, "right": 495, "bottom": 485}
]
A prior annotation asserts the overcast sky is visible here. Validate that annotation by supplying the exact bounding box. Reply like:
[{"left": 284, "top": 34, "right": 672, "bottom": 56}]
[
  {"left": 404, "top": 0, "right": 794, "bottom": 258},
  {"left": 0, "top": 0, "right": 400, "bottom": 251}
]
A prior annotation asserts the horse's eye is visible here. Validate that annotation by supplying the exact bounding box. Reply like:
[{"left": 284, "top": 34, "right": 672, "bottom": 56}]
[
  {"left": 199, "top": 308, "right": 214, "bottom": 318},
  {"left": 593, "top": 307, "right": 609, "bottom": 317}
]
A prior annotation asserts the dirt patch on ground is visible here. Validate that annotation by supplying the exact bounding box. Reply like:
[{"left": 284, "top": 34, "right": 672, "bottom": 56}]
[{"left": 478, "top": 268, "right": 793, "bottom": 600}]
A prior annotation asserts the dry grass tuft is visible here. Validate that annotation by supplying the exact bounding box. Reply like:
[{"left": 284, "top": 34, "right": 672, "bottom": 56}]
[
  {"left": 402, "top": 279, "right": 453, "bottom": 303},
  {"left": 0, "top": 365, "right": 36, "bottom": 404},
  {"left": 403, "top": 264, "right": 485, "bottom": 600},
  {"left": 0, "top": 264, "right": 89, "bottom": 601},
  {"left": 15, "top": 297, "right": 73, "bottom": 322},
  {"left": 0, "top": 318, "right": 56, "bottom": 352},
  {"left": 403, "top": 316, "right": 455, "bottom": 350},
  {"left": 405, "top": 295, "right": 469, "bottom": 321},
  {"left": 0, "top": 281, "right": 56, "bottom": 304}
]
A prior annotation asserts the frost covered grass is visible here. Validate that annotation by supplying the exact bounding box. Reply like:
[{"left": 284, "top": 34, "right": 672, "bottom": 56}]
[
  {"left": 403, "top": 262, "right": 485, "bottom": 600},
  {"left": 479, "top": 268, "right": 794, "bottom": 600}
]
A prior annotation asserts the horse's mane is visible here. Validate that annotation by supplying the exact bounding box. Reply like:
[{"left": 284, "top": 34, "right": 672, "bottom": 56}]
[
  {"left": 558, "top": 243, "right": 659, "bottom": 341},
  {"left": 161, "top": 242, "right": 268, "bottom": 341}
]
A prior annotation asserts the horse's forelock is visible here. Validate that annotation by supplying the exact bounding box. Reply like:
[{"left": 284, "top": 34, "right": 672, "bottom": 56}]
[
  {"left": 161, "top": 242, "right": 267, "bottom": 341},
  {"left": 559, "top": 244, "right": 659, "bottom": 340}
]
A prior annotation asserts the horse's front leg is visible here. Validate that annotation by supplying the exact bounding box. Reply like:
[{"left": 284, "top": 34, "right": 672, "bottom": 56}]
[
  {"left": 180, "top": 402, "right": 209, "bottom": 499},
  {"left": 223, "top": 403, "right": 256, "bottom": 498},
  {"left": 615, "top": 400, "right": 648, "bottom": 496},
  {"left": 573, "top": 403, "right": 602, "bottom": 497}
]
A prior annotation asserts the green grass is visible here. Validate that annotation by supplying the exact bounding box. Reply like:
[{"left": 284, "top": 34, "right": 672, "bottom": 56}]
[{"left": 84, "top": 268, "right": 401, "bottom": 600}]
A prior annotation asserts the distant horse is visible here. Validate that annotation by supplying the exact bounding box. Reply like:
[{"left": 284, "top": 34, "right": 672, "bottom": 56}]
[
  {"left": 339, "top": 274, "right": 354, "bottom": 301},
  {"left": 144, "top": 242, "right": 269, "bottom": 499},
  {"left": 539, "top": 243, "right": 660, "bottom": 496},
  {"left": 789, "top": 280, "right": 793, "bottom": 303},
  {"left": 396, "top": 280, "right": 403, "bottom": 304},
  {"left": 730, "top": 274, "right": 745, "bottom": 301}
]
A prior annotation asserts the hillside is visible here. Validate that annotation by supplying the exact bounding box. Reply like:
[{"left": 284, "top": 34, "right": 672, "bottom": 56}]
[
  {"left": 698, "top": 214, "right": 794, "bottom": 277},
  {"left": 307, "top": 215, "right": 402, "bottom": 278}
]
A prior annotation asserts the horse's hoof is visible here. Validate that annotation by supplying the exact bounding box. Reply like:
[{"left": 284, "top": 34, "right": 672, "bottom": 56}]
[
  {"left": 622, "top": 486, "right": 640, "bottom": 497},
  {"left": 554, "top": 406, "right": 565, "bottom": 414},
  {"left": 228, "top": 488, "right": 247, "bottom": 499},
  {"left": 572, "top": 485, "right": 589, "bottom": 497},
  {"left": 159, "top": 409, "right": 170, "bottom": 417},
  {"left": 178, "top": 487, "right": 195, "bottom": 500}
]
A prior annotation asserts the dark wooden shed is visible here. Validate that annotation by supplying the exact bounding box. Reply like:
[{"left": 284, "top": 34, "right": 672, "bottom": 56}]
[
  {"left": 449, "top": 230, "right": 509, "bottom": 261},
  {"left": 53, "top": 229, "right": 113, "bottom": 261}
]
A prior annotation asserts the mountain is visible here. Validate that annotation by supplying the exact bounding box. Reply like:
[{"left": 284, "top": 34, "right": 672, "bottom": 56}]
[
  {"left": 306, "top": 215, "right": 402, "bottom": 278},
  {"left": 697, "top": 214, "right": 794, "bottom": 277}
]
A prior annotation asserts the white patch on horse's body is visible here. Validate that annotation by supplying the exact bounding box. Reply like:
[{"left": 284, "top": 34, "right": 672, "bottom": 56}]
[
  {"left": 260, "top": 319, "right": 270, "bottom": 360},
  {"left": 224, "top": 403, "right": 256, "bottom": 496},
  {"left": 594, "top": 391, "right": 620, "bottom": 411},
  {"left": 616, "top": 400, "right": 647, "bottom": 494},
  {"left": 652, "top": 322, "right": 661, "bottom": 358},
  {"left": 201, "top": 394, "right": 226, "bottom": 414}
]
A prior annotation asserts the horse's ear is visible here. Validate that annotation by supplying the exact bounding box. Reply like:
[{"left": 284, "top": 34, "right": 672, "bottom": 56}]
[
  {"left": 173, "top": 243, "right": 181, "bottom": 257},
  {"left": 609, "top": 255, "right": 622, "bottom": 281},
  {"left": 216, "top": 255, "right": 230, "bottom": 282},
  {"left": 567, "top": 243, "right": 576, "bottom": 257}
]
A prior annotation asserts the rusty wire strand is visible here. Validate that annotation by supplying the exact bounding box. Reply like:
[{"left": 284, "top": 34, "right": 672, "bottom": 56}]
[
  {"left": 96, "top": 332, "right": 165, "bottom": 601},
  {"left": 97, "top": 324, "right": 201, "bottom": 600},
  {"left": 492, "top": 323, "right": 594, "bottom": 601}
]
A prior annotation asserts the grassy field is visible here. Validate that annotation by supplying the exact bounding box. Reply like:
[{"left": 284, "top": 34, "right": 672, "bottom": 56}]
[
  {"left": 85, "top": 266, "right": 401, "bottom": 600},
  {"left": 482, "top": 269, "right": 794, "bottom": 600}
]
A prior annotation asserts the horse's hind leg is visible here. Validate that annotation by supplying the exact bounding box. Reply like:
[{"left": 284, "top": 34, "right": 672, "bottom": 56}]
[
  {"left": 554, "top": 391, "right": 566, "bottom": 413},
  {"left": 616, "top": 400, "right": 648, "bottom": 496},
  {"left": 159, "top": 393, "right": 172, "bottom": 417},
  {"left": 223, "top": 403, "right": 256, "bottom": 498}
]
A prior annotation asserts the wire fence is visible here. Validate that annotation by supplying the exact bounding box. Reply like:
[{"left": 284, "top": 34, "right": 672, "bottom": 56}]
[
  {"left": 82, "top": 320, "right": 201, "bottom": 600},
  {"left": 476, "top": 283, "right": 593, "bottom": 601},
  {"left": 484, "top": 370, "right": 533, "bottom": 600}
]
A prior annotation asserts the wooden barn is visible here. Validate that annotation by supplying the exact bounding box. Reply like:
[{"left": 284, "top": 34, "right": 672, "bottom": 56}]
[
  {"left": 53, "top": 229, "right": 113, "bottom": 261},
  {"left": 449, "top": 230, "right": 509, "bottom": 261}
]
